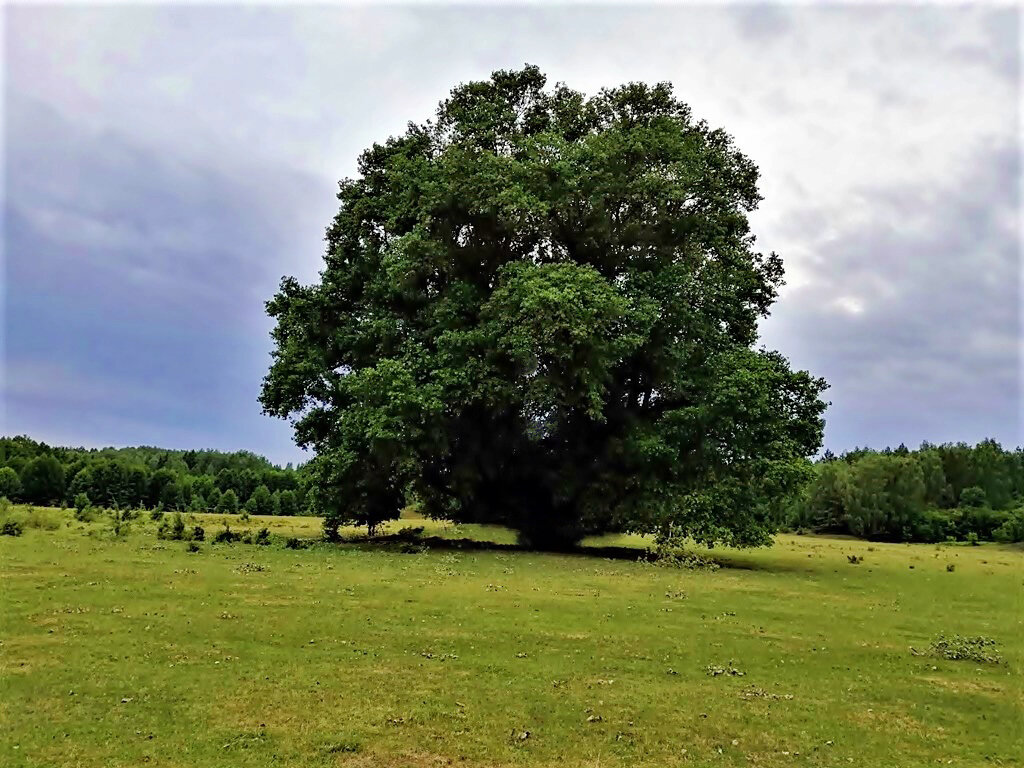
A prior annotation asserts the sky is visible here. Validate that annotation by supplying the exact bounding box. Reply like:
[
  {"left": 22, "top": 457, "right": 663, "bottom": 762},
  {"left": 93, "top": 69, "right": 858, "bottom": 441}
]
[{"left": 3, "top": 3, "right": 1021, "bottom": 466}]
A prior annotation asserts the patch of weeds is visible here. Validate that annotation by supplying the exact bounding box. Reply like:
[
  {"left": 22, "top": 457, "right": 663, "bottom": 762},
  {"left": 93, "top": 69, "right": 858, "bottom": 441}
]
[
  {"left": 847, "top": 554, "right": 863, "bottom": 564},
  {"left": 254, "top": 527, "right": 271, "bottom": 546},
  {"left": 645, "top": 531, "right": 720, "bottom": 570},
  {"left": 323, "top": 739, "right": 361, "bottom": 754},
  {"left": 284, "top": 537, "right": 306, "bottom": 550},
  {"left": 1, "top": 520, "right": 23, "bottom": 536},
  {"left": 221, "top": 731, "right": 268, "bottom": 751},
  {"left": 738, "top": 684, "right": 793, "bottom": 701},
  {"left": 235, "top": 562, "right": 269, "bottom": 574},
  {"left": 924, "top": 634, "right": 1002, "bottom": 664},
  {"left": 186, "top": 541, "right": 201, "bottom": 553},
  {"left": 706, "top": 662, "right": 745, "bottom": 677},
  {"left": 191, "top": 525, "right": 205, "bottom": 542},
  {"left": 946, "top": 563, "right": 955, "bottom": 572},
  {"left": 664, "top": 590, "right": 687, "bottom": 600}
]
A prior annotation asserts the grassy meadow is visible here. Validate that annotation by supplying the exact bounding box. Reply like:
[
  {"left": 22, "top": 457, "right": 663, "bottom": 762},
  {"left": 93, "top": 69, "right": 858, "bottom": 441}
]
[{"left": 1, "top": 505, "right": 1021, "bottom": 767}]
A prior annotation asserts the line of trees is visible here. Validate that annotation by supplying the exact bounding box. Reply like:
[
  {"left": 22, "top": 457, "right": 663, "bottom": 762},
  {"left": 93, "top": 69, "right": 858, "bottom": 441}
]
[
  {"left": 0, "top": 436, "right": 312, "bottom": 516},
  {"left": 2, "top": 434, "right": 1022, "bottom": 544},
  {"left": 785, "top": 439, "right": 1024, "bottom": 543}
]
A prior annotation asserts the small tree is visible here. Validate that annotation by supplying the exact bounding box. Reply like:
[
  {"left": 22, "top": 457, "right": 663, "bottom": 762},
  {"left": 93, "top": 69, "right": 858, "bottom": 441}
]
[
  {"left": 19, "top": 455, "right": 66, "bottom": 506},
  {"left": 170, "top": 511, "right": 186, "bottom": 540},
  {"left": 73, "top": 492, "right": 91, "bottom": 520},
  {"left": 0, "top": 466, "right": 22, "bottom": 501},
  {"left": 277, "top": 489, "right": 299, "bottom": 517},
  {"left": 216, "top": 489, "right": 239, "bottom": 515},
  {"left": 245, "top": 484, "right": 274, "bottom": 516},
  {"left": 960, "top": 486, "right": 987, "bottom": 508}
]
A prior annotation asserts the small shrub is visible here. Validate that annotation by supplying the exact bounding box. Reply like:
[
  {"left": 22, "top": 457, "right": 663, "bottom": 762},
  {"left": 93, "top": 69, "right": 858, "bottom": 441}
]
[
  {"left": 240, "top": 510, "right": 251, "bottom": 523},
  {"left": 946, "top": 563, "right": 955, "bottom": 572},
  {"left": 1, "top": 520, "right": 23, "bottom": 536},
  {"left": 254, "top": 527, "right": 271, "bottom": 546},
  {"left": 150, "top": 509, "right": 164, "bottom": 521},
  {"left": 109, "top": 508, "right": 131, "bottom": 538},
  {"left": 647, "top": 531, "right": 720, "bottom": 570},
  {"left": 170, "top": 512, "right": 186, "bottom": 540},
  {"left": 213, "top": 524, "right": 239, "bottom": 544},
  {"left": 993, "top": 510, "right": 1024, "bottom": 543},
  {"left": 74, "top": 493, "right": 90, "bottom": 517},
  {"left": 847, "top": 554, "right": 863, "bottom": 564},
  {"left": 186, "top": 541, "right": 200, "bottom": 553},
  {"left": 966, "top": 532, "right": 979, "bottom": 546},
  {"left": 156, "top": 518, "right": 171, "bottom": 539},
  {"left": 323, "top": 739, "right": 361, "bottom": 754},
  {"left": 927, "top": 634, "right": 1002, "bottom": 664},
  {"left": 284, "top": 537, "right": 306, "bottom": 550},
  {"left": 395, "top": 525, "right": 425, "bottom": 541},
  {"left": 191, "top": 525, "right": 205, "bottom": 542}
]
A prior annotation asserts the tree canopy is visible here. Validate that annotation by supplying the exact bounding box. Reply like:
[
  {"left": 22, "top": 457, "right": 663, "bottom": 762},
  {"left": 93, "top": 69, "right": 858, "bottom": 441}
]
[{"left": 261, "top": 65, "right": 828, "bottom": 548}]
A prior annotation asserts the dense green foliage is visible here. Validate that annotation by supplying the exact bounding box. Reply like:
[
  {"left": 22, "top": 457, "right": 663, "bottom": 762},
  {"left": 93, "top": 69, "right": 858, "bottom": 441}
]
[
  {"left": 261, "top": 66, "right": 827, "bottom": 548},
  {"left": 0, "top": 435, "right": 310, "bottom": 515},
  {"left": 788, "top": 440, "right": 1024, "bottom": 542}
]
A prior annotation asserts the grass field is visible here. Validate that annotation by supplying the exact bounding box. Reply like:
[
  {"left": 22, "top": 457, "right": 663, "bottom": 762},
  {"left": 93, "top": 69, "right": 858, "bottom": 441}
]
[{"left": 1, "top": 506, "right": 1021, "bottom": 767}]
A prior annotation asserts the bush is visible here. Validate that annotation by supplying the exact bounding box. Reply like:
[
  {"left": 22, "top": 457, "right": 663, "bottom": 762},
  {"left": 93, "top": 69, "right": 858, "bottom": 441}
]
[
  {"left": 1, "top": 520, "right": 23, "bottom": 536},
  {"left": 150, "top": 509, "right": 164, "bottom": 521},
  {"left": 74, "top": 492, "right": 90, "bottom": 515},
  {"left": 109, "top": 508, "right": 131, "bottom": 538},
  {"left": 966, "top": 532, "right": 980, "bottom": 546},
  {"left": 993, "top": 510, "right": 1024, "bottom": 543},
  {"left": 191, "top": 525, "right": 205, "bottom": 542},
  {"left": 927, "top": 634, "right": 1002, "bottom": 664},
  {"left": 186, "top": 541, "right": 201, "bottom": 553},
  {"left": 951, "top": 506, "right": 1008, "bottom": 540},
  {"left": 959, "top": 486, "right": 987, "bottom": 508},
  {"left": 284, "top": 537, "right": 306, "bottom": 550},
  {"left": 213, "top": 524, "right": 240, "bottom": 544},
  {"left": 0, "top": 505, "right": 63, "bottom": 532},
  {"left": 170, "top": 512, "right": 186, "bottom": 540},
  {"left": 254, "top": 527, "right": 271, "bottom": 546},
  {"left": 646, "top": 533, "right": 720, "bottom": 571}
]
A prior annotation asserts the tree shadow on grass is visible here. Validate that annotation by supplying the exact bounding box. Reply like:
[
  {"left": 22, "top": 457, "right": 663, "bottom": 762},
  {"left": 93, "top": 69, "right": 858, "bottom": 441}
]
[{"left": 337, "top": 532, "right": 811, "bottom": 572}]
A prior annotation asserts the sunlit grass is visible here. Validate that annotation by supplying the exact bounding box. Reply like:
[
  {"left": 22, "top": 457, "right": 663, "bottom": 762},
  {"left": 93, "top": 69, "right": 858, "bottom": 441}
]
[{"left": 1, "top": 505, "right": 1020, "bottom": 767}]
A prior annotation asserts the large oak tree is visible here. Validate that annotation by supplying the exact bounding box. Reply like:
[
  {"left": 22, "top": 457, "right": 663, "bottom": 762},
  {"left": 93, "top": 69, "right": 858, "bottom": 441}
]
[{"left": 261, "top": 66, "right": 828, "bottom": 549}]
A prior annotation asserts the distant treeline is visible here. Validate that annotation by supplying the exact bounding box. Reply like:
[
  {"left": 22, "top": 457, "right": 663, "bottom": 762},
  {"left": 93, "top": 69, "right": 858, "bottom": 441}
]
[
  {"left": 2, "top": 435, "right": 1022, "bottom": 544},
  {"left": 0, "top": 436, "right": 312, "bottom": 516},
  {"left": 787, "top": 440, "right": 1024, "bottom": 543}
]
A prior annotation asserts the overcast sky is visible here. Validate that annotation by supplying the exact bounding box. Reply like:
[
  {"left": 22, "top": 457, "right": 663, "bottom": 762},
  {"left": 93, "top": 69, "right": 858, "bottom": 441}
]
[{"left": 4, "top": 3, "right": 1021, "bottom": 465}]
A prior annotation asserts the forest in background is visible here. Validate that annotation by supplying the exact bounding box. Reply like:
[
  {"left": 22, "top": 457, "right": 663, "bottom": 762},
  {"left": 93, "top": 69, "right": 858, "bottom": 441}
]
[
  {"left": 1, "top": 434, "right": 1022, "bottom": 544},
  {"left": 0, "top": 435, "right": 311, "bottom": 517},
  {"left": 785, "top": 439, "right": 1024, "bottom": 543}
]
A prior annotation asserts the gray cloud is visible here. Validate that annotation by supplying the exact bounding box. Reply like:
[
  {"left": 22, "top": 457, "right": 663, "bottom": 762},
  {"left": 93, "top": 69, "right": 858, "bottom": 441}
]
[
  {"left": 761, "top": 140, "right": 1020, "bottom": 448},
  {"left": 4, "top": 4, "right": 1021, "bottom": 459}
]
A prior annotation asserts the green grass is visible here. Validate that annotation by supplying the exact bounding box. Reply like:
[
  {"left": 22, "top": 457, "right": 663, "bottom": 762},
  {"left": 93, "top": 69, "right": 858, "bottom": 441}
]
[{"left": 1, "top": 506, "right": 1021, "bottom": 767}]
